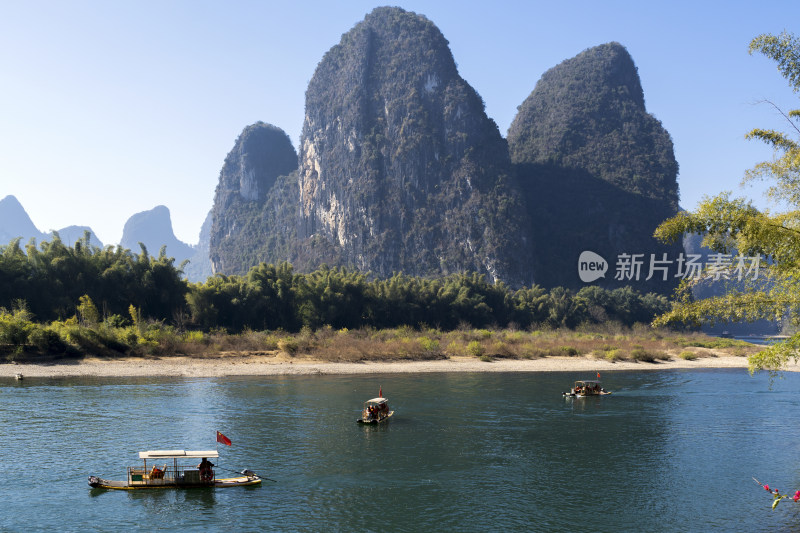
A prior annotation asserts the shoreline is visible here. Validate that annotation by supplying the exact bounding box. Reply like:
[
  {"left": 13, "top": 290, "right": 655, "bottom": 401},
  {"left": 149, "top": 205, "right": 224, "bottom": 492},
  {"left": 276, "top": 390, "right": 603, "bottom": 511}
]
[{"left": 3, "top": 352, "right": 796, "bottom": 378}]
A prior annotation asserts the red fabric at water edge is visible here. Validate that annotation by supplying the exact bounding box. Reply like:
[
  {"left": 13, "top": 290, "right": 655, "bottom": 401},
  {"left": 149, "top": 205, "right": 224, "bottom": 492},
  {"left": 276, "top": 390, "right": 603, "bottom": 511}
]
[{"left": 217, "top": 431, "right": 232, "bottom": 446}]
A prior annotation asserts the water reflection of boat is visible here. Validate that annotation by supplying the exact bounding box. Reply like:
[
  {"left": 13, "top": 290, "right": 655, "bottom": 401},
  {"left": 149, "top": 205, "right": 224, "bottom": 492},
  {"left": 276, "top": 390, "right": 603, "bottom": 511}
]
[
  {"left": 357, "top": 390, "right": 394, "bottom": 424},
  {"left": 88, "top": 449, "right": 261, "bottom": 490},
  {"left": 563, "top": 380, "right": 611, "bottom": 398}
]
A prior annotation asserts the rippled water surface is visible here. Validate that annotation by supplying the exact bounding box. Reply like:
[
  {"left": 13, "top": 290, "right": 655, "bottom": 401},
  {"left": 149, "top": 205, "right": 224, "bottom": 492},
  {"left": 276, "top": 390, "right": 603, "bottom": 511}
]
[{"left": 2, "top": 369, "right": 800, "bottom": 532}]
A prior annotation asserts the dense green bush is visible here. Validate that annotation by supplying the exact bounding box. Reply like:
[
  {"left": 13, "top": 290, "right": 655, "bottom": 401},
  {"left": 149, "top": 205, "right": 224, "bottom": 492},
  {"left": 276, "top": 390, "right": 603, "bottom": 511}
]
[
  {"left": 28, "top": 327, "right": 68, "bottom": 353},
  {"left": 0, "top": 307, "right": 34, "bottom": 346},
  {"left": 467, "top": 340, "right": 484, "bottom": 357}
]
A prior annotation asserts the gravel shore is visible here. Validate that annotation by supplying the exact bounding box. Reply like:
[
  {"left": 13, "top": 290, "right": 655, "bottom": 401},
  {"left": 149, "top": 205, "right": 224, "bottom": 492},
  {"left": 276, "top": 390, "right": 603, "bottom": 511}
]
[{"left": 3, "top": 352, "right": 795, "bottom": 378}]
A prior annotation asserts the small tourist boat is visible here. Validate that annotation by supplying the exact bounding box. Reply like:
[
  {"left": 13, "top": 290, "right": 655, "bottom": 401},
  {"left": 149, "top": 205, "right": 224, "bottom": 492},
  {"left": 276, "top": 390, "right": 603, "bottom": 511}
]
[
  {"left": 88, "top": 449, "right": 261, "bottom": 490},
  {"left": 563, "top": 379, "right": 611, "bottom": 398},
  {"left": 357, "top": 391, "right": 394, "bottom": 424}
]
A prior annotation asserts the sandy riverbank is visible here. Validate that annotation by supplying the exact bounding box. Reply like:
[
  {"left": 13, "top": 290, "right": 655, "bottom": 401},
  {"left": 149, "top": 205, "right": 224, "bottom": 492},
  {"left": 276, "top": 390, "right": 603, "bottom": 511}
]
[{"left": 2, "top": 351, "right": 797, "bottom": 378}]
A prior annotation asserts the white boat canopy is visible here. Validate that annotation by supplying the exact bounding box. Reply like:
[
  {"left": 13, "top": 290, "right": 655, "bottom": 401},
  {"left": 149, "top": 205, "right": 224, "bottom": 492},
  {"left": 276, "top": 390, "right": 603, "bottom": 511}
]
[
  {"left": 139, "top": 450, "right": 219, "bottom": 459},
  {"left": 365, "top": 397, "right": 387, "bottom": 403}
]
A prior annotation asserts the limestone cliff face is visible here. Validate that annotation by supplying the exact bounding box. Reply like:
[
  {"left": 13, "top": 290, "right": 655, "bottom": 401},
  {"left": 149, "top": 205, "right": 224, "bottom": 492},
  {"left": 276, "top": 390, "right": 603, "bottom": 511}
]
[
  {"left": 210, "top": 122, "right": 299, "bottom": 275},
  {"left": 298, "top": 6, "right": 532, "bottom": 284},
  {"left": 507, "top": 43, "right": 682, "bottom": 292}
]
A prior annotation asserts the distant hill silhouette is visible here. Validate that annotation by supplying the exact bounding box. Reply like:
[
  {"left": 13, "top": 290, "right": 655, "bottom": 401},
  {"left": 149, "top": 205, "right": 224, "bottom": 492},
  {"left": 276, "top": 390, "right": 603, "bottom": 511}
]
[
  {"left": 0, "top": 195, "right": 212, "bottom": 282},
  {"left": 0, "top": 195, "right": 103, "bottom": 248},
  {"left": 0, "top": 195, "right": 48, "bottom": 245},
  {"left": 120, "top": 205, "right": 195, "bottom": 266},
  {"left": 54, "top": 226, "right": 104, "bottom": 248}
]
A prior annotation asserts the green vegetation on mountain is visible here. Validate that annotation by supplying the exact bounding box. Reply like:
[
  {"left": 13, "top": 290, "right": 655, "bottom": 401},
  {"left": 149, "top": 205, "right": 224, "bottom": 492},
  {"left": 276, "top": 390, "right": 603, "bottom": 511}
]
[
  {"left": 507, "top": 42, "right": 682, "bottom": 292},
  {"left": 211, "top": 170, "right": 301, "bottom": 276},
  {"left": 508, "top": 42, "right": 679, "bottom": 208},
  {"left": 210, "top": 122, "right": 299, "bottom": 274}
]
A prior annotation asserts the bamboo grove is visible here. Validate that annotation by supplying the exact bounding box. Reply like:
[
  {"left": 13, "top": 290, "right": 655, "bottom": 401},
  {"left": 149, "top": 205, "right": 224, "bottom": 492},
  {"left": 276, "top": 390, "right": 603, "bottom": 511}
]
[{"left": 1, "top": 234, "right": 670, "bottom": 336}]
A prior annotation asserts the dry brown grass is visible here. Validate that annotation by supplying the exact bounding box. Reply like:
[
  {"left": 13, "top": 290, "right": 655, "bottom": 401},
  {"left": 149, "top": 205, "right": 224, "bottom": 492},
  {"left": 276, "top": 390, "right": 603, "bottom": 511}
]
[{"left": 111, "top": 326, "right": 763, "bottom": 363}]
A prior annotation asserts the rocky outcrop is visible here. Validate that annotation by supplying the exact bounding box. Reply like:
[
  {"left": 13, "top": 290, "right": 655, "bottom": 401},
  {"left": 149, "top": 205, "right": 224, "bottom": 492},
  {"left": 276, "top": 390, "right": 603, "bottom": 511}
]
[
  {"left": 209, "top": 122, "right": 299, "bottom": 275},
  {"left": 207, "top": 15, "right": 684, "bottom": 295},
  {"left": 297, "top": 6, "right": 533, "bottom": 284}
]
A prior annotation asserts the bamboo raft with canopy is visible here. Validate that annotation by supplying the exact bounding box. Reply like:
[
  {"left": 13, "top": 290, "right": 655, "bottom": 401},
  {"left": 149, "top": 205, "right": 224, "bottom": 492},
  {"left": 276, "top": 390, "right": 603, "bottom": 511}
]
[{"left": 88, "top": 449, "right": 261, "bottom": 490}]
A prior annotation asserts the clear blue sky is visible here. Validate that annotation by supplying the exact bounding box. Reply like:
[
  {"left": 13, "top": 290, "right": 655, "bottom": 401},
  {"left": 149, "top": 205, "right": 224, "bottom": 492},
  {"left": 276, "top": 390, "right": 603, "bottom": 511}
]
[{"left": 1, "top": 0, "right": 798, "bottom": 246}]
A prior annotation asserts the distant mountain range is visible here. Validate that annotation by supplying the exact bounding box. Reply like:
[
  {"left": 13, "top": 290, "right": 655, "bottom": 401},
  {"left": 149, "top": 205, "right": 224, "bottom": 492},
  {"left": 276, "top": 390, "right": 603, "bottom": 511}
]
[{"left": 0, "top": 195, "right": 211, "bottom": 282}]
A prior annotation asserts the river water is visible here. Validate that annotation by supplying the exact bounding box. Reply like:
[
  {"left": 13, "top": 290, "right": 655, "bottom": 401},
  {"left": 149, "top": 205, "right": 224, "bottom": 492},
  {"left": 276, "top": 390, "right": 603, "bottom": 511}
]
[{"left": 2, "top": 369, "right": 799, "bottom": 532}]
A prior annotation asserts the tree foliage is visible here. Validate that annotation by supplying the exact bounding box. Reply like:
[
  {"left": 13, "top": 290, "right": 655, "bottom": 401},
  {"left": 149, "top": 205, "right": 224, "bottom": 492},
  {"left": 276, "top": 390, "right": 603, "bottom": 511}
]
[
  {"left": 0, "top": 232, "right": 188, "bottom": 323},
  {"left": 653, "top": 32, "right": 800, "bottom": 373},
  {"left": 185, "top": 265, "right": 669, "bottom": 333},
  {"left": 1, "top": 236, "right": 670, "bottom": 336}
]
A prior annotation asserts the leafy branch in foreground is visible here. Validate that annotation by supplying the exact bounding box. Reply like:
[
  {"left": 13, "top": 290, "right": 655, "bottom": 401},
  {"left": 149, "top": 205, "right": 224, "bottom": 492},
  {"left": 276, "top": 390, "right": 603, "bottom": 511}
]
[
  {"left": 654, "top": 32, "right": 800, "bottom": 374},
  {"left": 754, "top": 478, "right": 800, "bottom": 510}
]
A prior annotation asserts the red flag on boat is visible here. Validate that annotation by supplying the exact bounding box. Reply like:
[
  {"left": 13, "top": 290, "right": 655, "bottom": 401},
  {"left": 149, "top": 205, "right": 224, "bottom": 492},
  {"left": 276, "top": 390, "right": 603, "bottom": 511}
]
[
  {"left": 379, "top": 386, "right": 382, "bottom": 398},
  {"left": 217, "top": 431, "right": 232, "bottom": 446}
]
